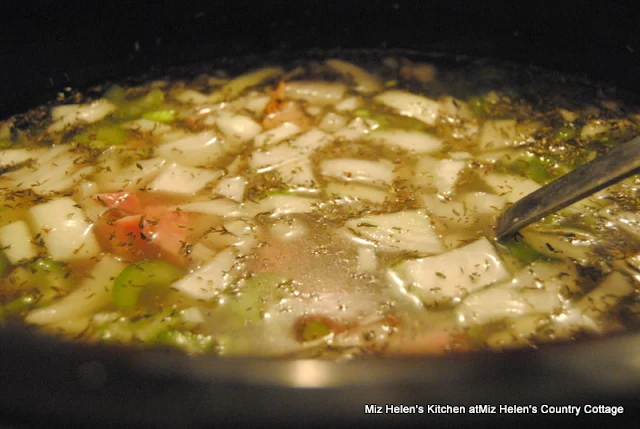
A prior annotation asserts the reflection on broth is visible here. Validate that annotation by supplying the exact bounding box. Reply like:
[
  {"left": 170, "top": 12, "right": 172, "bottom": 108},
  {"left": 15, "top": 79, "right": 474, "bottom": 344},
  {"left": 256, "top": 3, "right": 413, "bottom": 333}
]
[{"left": 1, "top": 54, "right": 639, "bottom": 358}]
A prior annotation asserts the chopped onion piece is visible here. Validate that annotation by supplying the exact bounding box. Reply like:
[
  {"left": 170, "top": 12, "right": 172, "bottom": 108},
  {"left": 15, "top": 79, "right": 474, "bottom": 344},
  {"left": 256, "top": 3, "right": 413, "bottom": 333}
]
[
  {"left": 461, "top": 192, "right": 507, "bottom": 217},
  {"left": 246, "top": 194, "right": 318, "bottom": 217},
  {"left": 344, "top": 210, "right": 444, "bottom": 254},
  {"left": 254, "top": 122, "right": 302, "bottom": 147},
  {"left": 483, "top": 172, "right": 541, "bottom": 204},
  {"left": 357, "top": 247, "right": 378, "bottom": 272},
  {"left": 421, "top": 194, "right": 474, "bottom": 230},
  {"left": 320, "top": 158, "right": 395, "bottom": 187},
  {"left": 172, "top": 248, "right": 239, "bottom": 300},
  {"left": 575, "top": 271, "right": 634, "bottom": 318},
  {"left": 284, "top": 81, "right": 347, "bottom": 106},
  {"left": 26, "top": 256, "right": 127, "bottom": 325},
  {"left": 216, "top": 113, "right": 262, "bottom": 142},
  {"left": 156, "top": 131, "right": 226, "bottom": 167},
  {"left": 0, "top": 148, "right": 46, "bottom": 168},
  {"left": 244, "top": 95, "right": 271, "bottom": 114},
  {"left": 366, "top": 130, "right": 443, "bottom": 154},
  {"left": 215, "top": 176, "right": 248, "bottom": 202},
  {"left": 172, "top": 199, "right": 246, "bottom": 217},
  {"left": 457, "top": 283, "right": 564, "bottom": 326},
  {"left": 97, "top": 157, "right": 166, "bottom": 192},
  {"left": 210, "top": 67, "right": 283, "bottom": 102},
  {"left": 28, "top": 197, "right": 101, "bottom": 260},
  {"left": 477, "top": 119, "right": 538, "bottom": 151},
  {"left": 325, "top": 59, "right": 383, "bottom": 93},
  {"left": 1, "top": 145, "right": 94, "bottom": 195},
  {"left": 147, "top": 163, "right": 222, "bottom": 195},
  {"left": 326, "top": 182, "right": 389, "bottom": 204},
  {"left": 122, "top": 118, "right": 172, "bottom": 135},
  {"left": 388, "top": 237, "right": 509, "bottom": 306},
  {"left": 201, "top": 220, "right": 257, "bottom": 252},
  {"left": 333, "top": 117, "right": 379, "bottom": 140},
  {"left": 173, "top": 89, "right": 211, "bottom": 104},
  {"left": 275, "top": 158, "right": 318, "bottom": 191},
  {"left": 374, "top": 90, "right": 439, "bottom": 125},
  {"left": 317, "top": 112, "right": 348, "bottom": 133},
  {"left": 48, "top": 99, "right": 116, "bottom": 133},
  {"left": 335, "top": 96, "right": 363, "bottom": 112},
  {"left": 0, "top": 220, "right": 39, "bottom": 264}
]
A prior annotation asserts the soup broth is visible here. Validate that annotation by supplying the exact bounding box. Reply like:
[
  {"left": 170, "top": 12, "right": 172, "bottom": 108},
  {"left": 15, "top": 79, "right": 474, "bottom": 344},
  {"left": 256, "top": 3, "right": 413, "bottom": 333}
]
[{"left": 1, "top": 53, "right": 639, "bottom": 358}]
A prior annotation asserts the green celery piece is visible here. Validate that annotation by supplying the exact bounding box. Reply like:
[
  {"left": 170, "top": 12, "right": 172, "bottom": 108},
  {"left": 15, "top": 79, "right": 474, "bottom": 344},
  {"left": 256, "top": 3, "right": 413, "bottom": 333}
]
[
  {"left": 3, "top": 292, "right": 41, "bottom": 315},
  {"left": 29, "top": 258, "right": 72, "bottom": 302},
  {"left": 300, "top": 320, "right": 332, "bottom": 342},
  {"left": 113, "top": 260, "right": 184, "bottom": 312},
  {"left": 142, "top": 110, "right": 176, "bottom": 123},
  {"left": 554, "top": 127, "right": 577, "bottom": 141},
  {"left": 115, "top": 88, "right": 166, "bottom": 120},
  {"left": 0, "top": 140, "right": 15, "bottom": 149},
  {"left": 96, "top": 126, "right": 127, "bottom": 145},
  {"left": 224, "top": 273, "right": 293, "bottom": 323},
  {"left": 156, "top": 330, "right": 214, "bottom": 354},
  {"left": 468, "top": 96, "right": 487, "bottom": 117},
  {"left": 500, "top": 238, "right": 549, "bottom": 264}
]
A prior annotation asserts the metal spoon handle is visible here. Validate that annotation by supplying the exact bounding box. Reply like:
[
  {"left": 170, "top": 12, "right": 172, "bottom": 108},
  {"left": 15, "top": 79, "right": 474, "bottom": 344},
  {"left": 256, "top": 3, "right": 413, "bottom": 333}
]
[{"left": 495, "top": 135, "right": 640, "bottom": 239}]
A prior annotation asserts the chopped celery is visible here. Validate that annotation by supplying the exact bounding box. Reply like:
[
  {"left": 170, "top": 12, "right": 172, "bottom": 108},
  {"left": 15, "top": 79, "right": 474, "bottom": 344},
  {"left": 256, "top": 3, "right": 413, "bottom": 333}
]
[
  {"left": 3, "top": 292, "right": 41, "bottom": 316},
  {"left": 499, "top": 237, "right": 549, "bottom": 264},
  {"left": 223, "top": 273, "right": 293, "bottom": 322},
  {"left": 554, "top": 127, "right": 577, "bottom": 141},
  {"left": 28, "top": 258, "right": 72, "bottom": 302},
  {"left": 96, "top": 126, "right": 127, "bottom": 145},
  {"left": 156, "top": 330, "right": 214, "bottom": 354},
  {"left": 299, "top": 319, "right": 332, "bottom": 342},
  {"left": 468, "top": 96, "right": 487, "bottom": 117},
  {"left": 113, "top": 260, "right": 184, "bottom": 312},
  {"left": 106, "top": 87, "right": 166, "bottom": 120},
  {"left": 94, "top": 310, "right": 182, "bottom": 342},
  {"left": 142, "top": 110, "right": 176, "bottom": 123},
  {"left": 0, "top": 140, "right": 14, "bottom": 149},
  {"left": 499, "top": 153, "right": 569, "bottom": 185}
]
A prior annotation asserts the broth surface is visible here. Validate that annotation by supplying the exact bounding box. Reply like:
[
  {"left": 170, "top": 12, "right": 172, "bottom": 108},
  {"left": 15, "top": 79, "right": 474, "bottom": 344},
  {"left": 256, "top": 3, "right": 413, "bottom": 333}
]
[{"left": 1, "top": 53, "right": 640, "bottom": 357}]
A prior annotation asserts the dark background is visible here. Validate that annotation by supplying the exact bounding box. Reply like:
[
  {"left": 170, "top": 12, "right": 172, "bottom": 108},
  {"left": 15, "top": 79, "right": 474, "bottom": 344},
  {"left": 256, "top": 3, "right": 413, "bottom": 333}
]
[{"left": 1, "top": 0, "right": 639, "bottom": 117}]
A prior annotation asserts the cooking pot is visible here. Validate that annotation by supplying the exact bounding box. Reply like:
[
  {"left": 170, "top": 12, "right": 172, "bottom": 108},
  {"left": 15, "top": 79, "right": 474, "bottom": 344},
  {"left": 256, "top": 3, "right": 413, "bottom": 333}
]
[{"left": 1, "top": 1, "right": 640, "bottom": 427}]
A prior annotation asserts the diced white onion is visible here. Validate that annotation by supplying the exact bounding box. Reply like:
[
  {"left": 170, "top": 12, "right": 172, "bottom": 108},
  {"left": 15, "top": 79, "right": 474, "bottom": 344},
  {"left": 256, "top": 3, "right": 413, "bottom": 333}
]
[
  {"left": 388, "top": 237, "right": 509, "bottom": 306},
  {"left": 28, "top": 197, "right": 101, "bottom": 261},
  {"left": 214, "top": 175, "right": 248, "bottom": 202},
  {"left": 172, "top": 248, "right": 239, "bottom": 300},
  {"left": 366, "top": 130, "right": 443, "bottom": 154},
  {"left": 254, "top": 122, "right": 302, "bottom": 147},
  {"left": 26, "top": 255, "right": 127, "bottom": 325},
  {"left": 320, "top": 158, "right": 395, "bottom": 187},
  {"left": 0, "top": 148, "right": 46, "bottom": 168},
  {"left": 284, "top": 81, "right": 347, "bottom": 106},
  {"left": 0, "top": 220, "right": 39, "bottom": 264},
  {"left": 48, "top": 99, "right": 116, "bottom": 133},
  {"left": 344, "top": 210, "right": 444, "bottom": 254},
  {"left": 374, "top": 90, "right": 439, "bottom": 125},
  {"left": 156, "top": 131, "right": 226, "bottom": 167},
  {"left": 147, "top": 163, "right": 222, "bottom": 195},
  {"left": 325, "top": 59, "right": 383, "bottom": 94},
  {"left": 216, "top": 113, "right": 262, "bottom": 142}
]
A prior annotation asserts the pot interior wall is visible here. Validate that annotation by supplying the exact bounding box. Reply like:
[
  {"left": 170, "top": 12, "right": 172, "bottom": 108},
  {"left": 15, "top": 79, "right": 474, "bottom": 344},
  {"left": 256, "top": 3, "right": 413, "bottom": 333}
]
[{"left": 1, "top": 0, "right": 639, "bottom": 118}]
